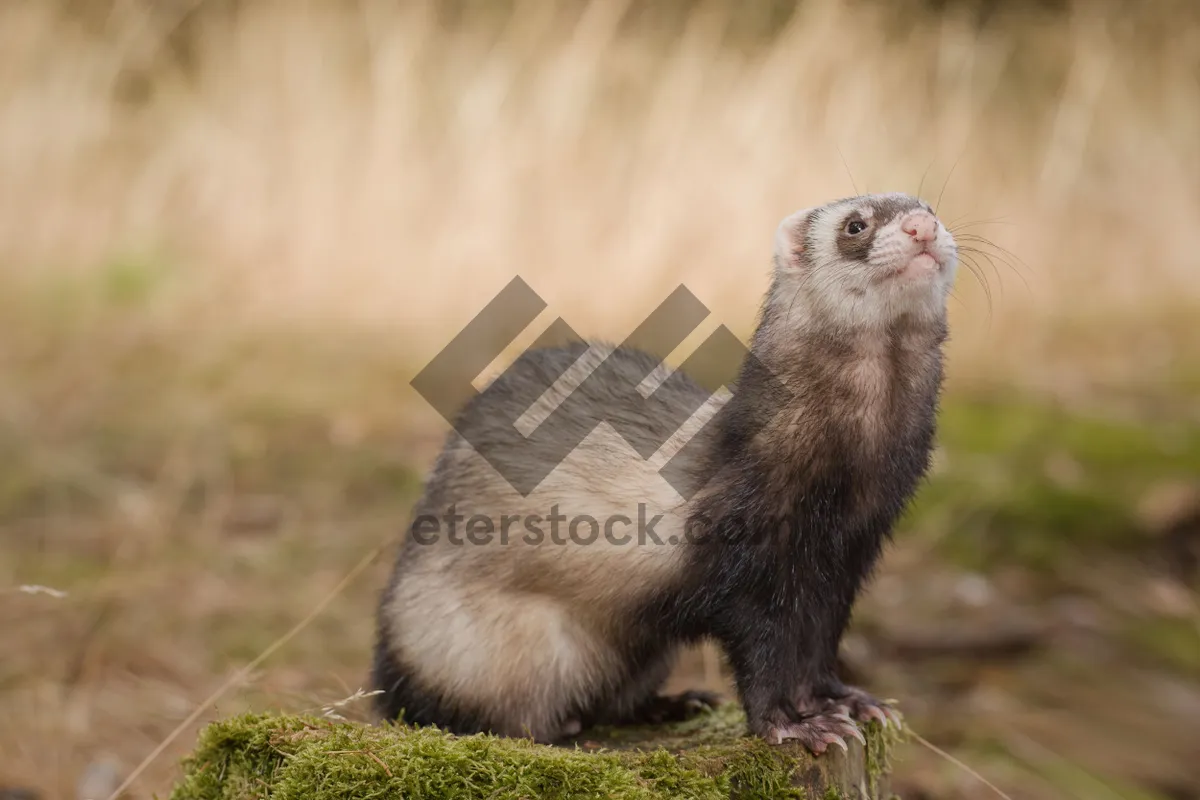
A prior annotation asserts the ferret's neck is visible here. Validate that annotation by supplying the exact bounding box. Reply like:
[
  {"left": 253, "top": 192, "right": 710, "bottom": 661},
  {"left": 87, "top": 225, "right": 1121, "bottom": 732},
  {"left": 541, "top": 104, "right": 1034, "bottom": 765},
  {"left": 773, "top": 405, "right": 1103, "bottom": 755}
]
[{"left": 689, "top": 289, "right": 947, "bottom": 498}]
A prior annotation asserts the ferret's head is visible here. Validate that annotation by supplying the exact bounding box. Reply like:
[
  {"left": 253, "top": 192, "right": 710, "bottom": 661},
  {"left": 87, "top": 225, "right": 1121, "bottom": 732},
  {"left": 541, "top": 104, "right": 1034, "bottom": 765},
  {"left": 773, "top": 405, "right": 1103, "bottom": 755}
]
[{"left": 771, "top": 192, "right": 957, "bottom": 330}]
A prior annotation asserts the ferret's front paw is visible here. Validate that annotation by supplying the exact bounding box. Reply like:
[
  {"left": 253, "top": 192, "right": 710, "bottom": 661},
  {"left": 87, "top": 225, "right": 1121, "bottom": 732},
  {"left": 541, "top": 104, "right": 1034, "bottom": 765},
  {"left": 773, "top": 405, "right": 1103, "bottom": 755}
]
[
  {"left": 821, "top": 686, "right": 902, "bottom": 729},
  {"left": 753, "top": 708, "right": 866, "bottom": 755}
]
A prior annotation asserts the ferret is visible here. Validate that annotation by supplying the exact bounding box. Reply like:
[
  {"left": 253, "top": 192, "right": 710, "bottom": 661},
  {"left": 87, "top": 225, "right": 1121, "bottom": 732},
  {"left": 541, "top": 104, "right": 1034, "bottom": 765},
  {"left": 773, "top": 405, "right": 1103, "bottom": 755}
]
[{"left": 372, "top": 192, "right": 958, "bottom": 754}]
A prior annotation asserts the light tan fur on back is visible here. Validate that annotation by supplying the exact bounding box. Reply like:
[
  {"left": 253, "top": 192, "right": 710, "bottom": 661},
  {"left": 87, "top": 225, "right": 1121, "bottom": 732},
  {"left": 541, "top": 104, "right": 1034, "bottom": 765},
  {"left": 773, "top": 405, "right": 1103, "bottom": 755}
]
[{"left": 382, "top": 344, "right": 726, "bottom": 736}]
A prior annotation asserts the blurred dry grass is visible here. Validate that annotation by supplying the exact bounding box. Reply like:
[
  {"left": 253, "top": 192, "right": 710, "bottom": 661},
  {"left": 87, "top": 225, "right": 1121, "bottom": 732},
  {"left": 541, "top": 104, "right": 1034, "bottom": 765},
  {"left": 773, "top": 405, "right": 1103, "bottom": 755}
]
[
  {"left": 4, "top": 0, "right": 1199, "bottom": 384},
  {"left": 2, "top": 1, "right": 1199, "bottom": 798}
]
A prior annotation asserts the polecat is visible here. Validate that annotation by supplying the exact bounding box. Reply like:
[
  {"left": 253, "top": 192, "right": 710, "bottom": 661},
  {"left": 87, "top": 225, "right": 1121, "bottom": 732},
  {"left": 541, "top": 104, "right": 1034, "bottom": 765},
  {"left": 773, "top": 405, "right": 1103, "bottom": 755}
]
[{"left": 372, "top": 192, "right": 958, "bottom": 753}]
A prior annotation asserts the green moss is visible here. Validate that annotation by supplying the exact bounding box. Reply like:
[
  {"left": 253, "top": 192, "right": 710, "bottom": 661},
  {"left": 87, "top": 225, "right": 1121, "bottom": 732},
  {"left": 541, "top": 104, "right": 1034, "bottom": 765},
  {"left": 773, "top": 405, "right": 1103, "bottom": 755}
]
[
  {"left": 901, "top": 394, "right": 1200, "bottom": 571},
  {"left": 1123, "top": 617, "right": 1200, "bottom": 678},
  {"left": 170, "top": 706, "right": 902, "bottom": 800},
  {"left": 581, "top": 701, "right": 749, "bottom": 749},
  {"left": 170, "top": 714, "right": 310, "bottom": 800},
  {"left": 171, "top": 713, "right": 722, "bottom": 800},
  {"left": 863, "top": 720, "right": 905, "bottom": 797}
]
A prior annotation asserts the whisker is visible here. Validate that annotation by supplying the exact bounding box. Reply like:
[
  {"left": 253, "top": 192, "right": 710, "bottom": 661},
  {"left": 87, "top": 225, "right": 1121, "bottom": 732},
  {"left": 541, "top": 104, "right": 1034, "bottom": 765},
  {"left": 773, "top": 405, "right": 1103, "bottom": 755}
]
[
  {"left": 956, "top": 253, "right": 995, "bottom": 317},
  {"left": 952, "top": 232, "right": 1027, "bottom": 263},
  {"left": 944, "top": 211, "right": 977, "bottom": 229},
  {"left": 917, "top": 158, "right": 935, "bottom": 202},
  {"left": 958, "top": 246, "right": 1013, "bottom": 280},
  {"left": 958, "top": 251, "right": 995, "bottom": 297},
  {"left": 955, "top": 245, "right": 1003, "bottom": 286},
  {"left": 836, "top": 145, "right": 860, "bottom": 196},
  {"left": 959, "top": 245, "right": 1032, "bottom": 296},
  {"left": 957, "top": 247, "right": 1004, "bottom": 294},
  {"left": 954, "top": 233, "right": 1029, "bottom": 267},
  {"left": 935, "top": 157, "right": 960, "bottom": 215},
  {"left": 949, "top": 218, "right": 1016, "bottom": 232},
  {"left": 956, "top": 237, "right": 1033, "bottom": 278}
]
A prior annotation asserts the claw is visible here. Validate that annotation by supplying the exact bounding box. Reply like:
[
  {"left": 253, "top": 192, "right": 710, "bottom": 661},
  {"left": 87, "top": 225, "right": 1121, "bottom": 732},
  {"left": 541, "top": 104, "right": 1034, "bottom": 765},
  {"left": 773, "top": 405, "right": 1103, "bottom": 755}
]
[
  {"left": 821, "top": 732, "right": 848, "bottom": 752},
  {"left": 762, "top": 704, "right": 873, "bottom": 756},
  {"left": 824, "top": 686, "right": 902, "bottom": 730},
  {"left": 846, "top": 724, "right": 867, "bottom": 746},
  {"left": 861, "top": 704, "right": 888, "bottom": 727}
]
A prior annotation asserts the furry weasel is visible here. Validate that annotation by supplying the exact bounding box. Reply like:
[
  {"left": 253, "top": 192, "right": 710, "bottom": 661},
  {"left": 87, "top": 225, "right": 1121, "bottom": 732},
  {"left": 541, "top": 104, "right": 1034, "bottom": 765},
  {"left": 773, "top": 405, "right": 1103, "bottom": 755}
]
[{"left": 372, "top": 192, "right": 958, "bottom": 753}]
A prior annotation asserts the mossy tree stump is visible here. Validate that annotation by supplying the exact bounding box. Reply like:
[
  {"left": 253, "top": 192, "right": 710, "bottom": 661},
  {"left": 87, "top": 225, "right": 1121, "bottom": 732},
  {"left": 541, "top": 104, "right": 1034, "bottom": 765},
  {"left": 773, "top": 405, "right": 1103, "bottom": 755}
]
[{"left": 169, "top": 704, "right": 902, "bottom": 799}]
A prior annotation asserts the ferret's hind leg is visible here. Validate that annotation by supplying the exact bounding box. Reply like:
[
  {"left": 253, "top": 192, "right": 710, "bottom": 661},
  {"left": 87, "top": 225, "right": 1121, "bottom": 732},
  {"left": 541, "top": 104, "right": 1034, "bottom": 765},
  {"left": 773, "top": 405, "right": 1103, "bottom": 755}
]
[
  {"left": 370, "top": 630, "right": 493, "bottom": 735},
  {"left": 380, "top": 573, "right": 615, "bottom": 744},
  {"left": 584, "top": 648, "right": 721, "bottom": 729},
  {"left": 622, "top": 689, "right": 723, "bottom": 725}
]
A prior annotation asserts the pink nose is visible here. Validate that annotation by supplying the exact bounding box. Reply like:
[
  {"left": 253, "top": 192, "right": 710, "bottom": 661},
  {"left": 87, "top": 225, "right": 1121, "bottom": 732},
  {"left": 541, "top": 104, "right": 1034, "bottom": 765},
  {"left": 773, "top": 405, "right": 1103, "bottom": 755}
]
[{"left": 901, "top": 212, "right": 937, "bottom": 243}]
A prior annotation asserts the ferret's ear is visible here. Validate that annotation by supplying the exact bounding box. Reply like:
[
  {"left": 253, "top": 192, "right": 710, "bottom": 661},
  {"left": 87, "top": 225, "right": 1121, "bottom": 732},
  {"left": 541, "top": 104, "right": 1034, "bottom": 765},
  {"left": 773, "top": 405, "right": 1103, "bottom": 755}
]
[{"left": 773, "top": 208, "right": 814, "bottom": 272}]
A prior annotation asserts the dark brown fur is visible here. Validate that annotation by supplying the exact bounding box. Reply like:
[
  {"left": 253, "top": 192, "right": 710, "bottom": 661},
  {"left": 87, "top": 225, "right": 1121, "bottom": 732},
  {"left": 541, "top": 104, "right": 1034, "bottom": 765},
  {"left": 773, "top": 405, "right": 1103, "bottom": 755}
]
[{"left": 372, "top": 193, "right": 953, "bottom": 749}]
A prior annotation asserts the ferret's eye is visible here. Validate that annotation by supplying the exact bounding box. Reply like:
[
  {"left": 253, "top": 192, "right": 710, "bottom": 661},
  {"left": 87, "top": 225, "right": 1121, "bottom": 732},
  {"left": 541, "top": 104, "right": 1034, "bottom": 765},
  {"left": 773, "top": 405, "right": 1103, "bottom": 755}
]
[{"left": 845, "top": 220, "right": 867, "bottom": 235}]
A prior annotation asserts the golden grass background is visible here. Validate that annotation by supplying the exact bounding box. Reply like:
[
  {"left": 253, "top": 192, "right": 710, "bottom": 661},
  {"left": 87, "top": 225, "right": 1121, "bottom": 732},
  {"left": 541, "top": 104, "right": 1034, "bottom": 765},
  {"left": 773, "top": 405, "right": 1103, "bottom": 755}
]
[
  {"left": 5, "top": 0, "right": 1199, "bottom": 383},
  {"left": 2, "top": 1, "right": 1199, "bottom": 798}
]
